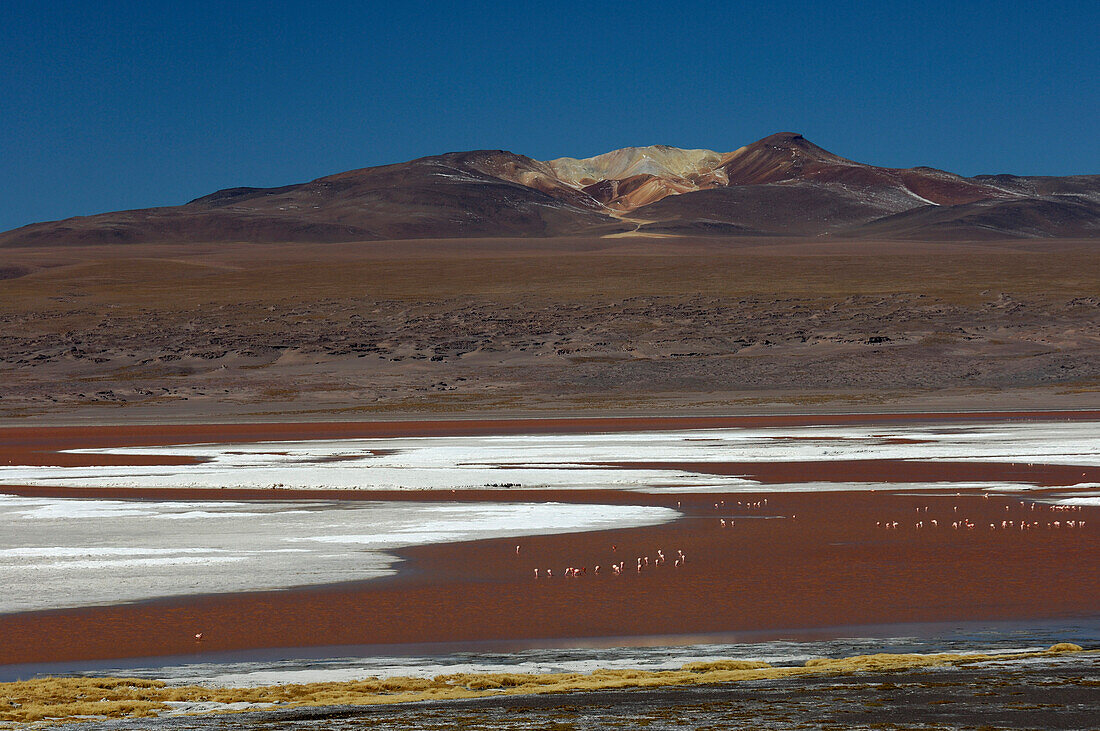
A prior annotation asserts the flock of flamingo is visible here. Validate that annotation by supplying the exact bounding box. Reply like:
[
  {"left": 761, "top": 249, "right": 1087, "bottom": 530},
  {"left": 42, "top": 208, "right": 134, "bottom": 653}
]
[
  {"left": 520, "top": 492, "right": 1091, "bottom": 582},
  {"left": 522, "top": 497, "right": 788, "bottom": 580},
  {"left": 876, "top": 499, "right": 1087, "bottom": 532},
  {"left": 528, "top": 546, "right": 687, "bottom": 579}
]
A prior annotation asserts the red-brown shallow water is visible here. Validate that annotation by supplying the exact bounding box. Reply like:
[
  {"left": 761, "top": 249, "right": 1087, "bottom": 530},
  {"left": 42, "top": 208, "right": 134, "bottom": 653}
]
[
  {"left": 590, "top": 460, "right": 1100, "bottom": 487},
  {"left": 0, "top": 412, "right": 1097, "bottom": 667}
]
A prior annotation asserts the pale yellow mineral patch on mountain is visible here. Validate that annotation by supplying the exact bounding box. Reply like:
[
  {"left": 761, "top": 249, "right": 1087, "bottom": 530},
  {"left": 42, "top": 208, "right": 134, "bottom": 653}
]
[{"left": 548, "top": 145, "right": 726, "bottom": 187}]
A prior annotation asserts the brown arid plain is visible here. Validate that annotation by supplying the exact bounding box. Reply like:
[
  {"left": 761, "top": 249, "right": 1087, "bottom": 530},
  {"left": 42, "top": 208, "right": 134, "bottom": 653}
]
[{"left": 1, "top": 235, "right": 1098, "bottom": 423}]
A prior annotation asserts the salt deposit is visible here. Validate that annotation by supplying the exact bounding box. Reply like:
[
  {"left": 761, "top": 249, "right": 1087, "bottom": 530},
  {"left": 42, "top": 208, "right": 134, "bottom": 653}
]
[
  {"left": 1, "top": 421, "right": 1095, "bottom": 493},
  {"left": 0, "top": 497, "right": 676, "bottom": 613}
]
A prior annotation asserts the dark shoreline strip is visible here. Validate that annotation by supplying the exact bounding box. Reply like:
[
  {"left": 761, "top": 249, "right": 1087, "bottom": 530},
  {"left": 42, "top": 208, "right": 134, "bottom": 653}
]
[
  {"left": 1, "top": 409, "right": 1097, "bottom": 451},
  {"left": 1, "top": 410, "right": 1096, "bottom": 471}
]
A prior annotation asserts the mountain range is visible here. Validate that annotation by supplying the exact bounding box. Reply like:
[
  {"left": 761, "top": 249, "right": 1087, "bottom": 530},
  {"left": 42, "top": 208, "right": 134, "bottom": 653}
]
[{"left": 3, "top": 133, "right": 1098, "bottom": 246}]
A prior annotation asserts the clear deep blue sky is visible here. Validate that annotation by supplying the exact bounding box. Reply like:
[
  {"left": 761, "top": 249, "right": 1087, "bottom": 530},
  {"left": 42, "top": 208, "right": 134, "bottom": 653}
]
[{"left": 2, "top": 1, "right": 1098, "bottom": 232}]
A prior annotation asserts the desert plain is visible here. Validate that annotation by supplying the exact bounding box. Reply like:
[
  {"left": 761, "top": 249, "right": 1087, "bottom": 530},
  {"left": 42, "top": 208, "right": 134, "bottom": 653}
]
[{"left": 1, "top": 235, "right": 1097, "bottom": 421}]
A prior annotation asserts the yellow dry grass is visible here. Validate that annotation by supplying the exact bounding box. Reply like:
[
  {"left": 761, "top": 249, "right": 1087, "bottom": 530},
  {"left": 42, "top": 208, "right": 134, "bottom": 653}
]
[{"left": 0, "top": 644, "right": 1089, "bottom": 726}]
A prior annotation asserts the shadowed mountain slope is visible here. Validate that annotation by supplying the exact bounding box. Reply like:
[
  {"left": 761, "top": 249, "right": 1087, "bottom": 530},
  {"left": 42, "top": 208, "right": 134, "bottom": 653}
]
[
  {"left": 2, "top": 135, "right": 1097, "bottom": 245},
  {"left": 846, "top": 195, "right": 1100, "bottom": 240},
  {"left": 631, "top": 181, "right": 925, "bottom": 237},
  {"left": 970, "top": 174, "right": 1100, "bottom": 199},
  {"left": 0, "top": 151, "right": 626, "bottom": 247},
  {"left": 716, "top": 133, "right": 1006, "bottom": 206}
]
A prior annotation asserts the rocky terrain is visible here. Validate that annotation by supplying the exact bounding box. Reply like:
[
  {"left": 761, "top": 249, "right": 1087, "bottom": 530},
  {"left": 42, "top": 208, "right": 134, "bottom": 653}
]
[
  {"left": 2, "top": 134, "right": 1098, "bottom": 246},
  {"left": 0, "top": 237, "right": 1096, "bottom": 420}
]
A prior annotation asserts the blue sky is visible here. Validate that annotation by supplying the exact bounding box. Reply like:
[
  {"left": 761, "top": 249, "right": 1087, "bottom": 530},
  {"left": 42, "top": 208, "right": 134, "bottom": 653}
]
[{"left": 2, "top": 1, "right": 1097, "bottom": 231}]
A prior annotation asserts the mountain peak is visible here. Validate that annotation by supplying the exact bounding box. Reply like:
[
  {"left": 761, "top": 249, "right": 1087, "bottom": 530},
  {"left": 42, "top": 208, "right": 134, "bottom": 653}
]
[
  {"left": 759, "top": 132, "right": 807, "bottom": 145},
  {"left": 4, "top": 132, "right": 1092, "bottom": 247},
  {"left": 737, "top": 132, "right": 845, "bottom": 162}
]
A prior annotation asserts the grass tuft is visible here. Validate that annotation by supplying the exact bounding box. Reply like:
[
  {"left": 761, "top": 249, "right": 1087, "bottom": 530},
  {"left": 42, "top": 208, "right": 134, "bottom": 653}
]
[{"left": 0, "top": 644, "right": 1092, "bottom": 725}]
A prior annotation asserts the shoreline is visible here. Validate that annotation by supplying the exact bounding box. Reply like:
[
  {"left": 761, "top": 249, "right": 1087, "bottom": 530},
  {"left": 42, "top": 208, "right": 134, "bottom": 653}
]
[
  {"left": 9, "top": 406, "right": 1100, "bottom": 429},
  {"left": 0, "top": 645, "right": 1094, "bottom": 726},
  {"left": 7, "top": 614, "right": 1099, "bottom": 686},
  {"left": 8, "top": 389, "right": 1100, "bottom": 429}
]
